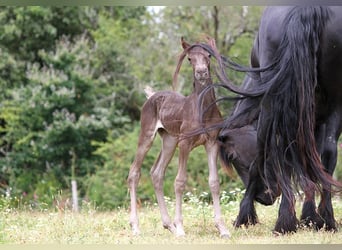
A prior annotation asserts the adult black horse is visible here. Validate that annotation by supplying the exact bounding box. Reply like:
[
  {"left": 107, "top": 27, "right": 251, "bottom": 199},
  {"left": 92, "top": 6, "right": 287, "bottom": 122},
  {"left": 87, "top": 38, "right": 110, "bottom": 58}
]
[{"left": 211, "top": 6, "right": 342, "bottom": 234}]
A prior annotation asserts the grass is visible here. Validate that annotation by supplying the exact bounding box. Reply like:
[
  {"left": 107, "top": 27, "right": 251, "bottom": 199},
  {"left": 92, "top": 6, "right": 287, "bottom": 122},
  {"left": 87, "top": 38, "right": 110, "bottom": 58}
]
[{"left": 0, "top": 192, "right": 342, "bottom": 244}]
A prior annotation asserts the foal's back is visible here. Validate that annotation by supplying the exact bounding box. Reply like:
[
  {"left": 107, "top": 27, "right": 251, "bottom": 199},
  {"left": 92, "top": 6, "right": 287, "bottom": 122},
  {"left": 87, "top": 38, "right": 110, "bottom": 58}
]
[{"left": 142, "top": 90, "right": 206, "bottom": 137}]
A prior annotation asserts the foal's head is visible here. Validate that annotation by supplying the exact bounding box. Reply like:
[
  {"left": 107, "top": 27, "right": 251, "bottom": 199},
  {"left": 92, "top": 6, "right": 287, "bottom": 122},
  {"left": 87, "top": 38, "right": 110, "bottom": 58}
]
[
  {"left": 181, "top": 37, "right": 211, "bottom": 84},
  {"left": 173, "top": 37, "right": 214, "bottom": 90}
]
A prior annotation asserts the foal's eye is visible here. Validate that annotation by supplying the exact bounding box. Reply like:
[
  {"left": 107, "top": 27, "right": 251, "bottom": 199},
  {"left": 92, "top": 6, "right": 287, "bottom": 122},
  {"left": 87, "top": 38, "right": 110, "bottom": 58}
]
[{"left": 188, "top": 58, "right": 191, "bottom": 63}]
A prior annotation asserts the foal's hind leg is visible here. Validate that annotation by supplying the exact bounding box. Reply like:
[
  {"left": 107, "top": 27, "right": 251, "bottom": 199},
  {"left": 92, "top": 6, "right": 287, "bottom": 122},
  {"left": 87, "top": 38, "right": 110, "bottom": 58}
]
[
  {"left": 127, "top": 122, "right": 157, "bottom": 235},
  {"left": 150, "top": 132, "right": 178, "bottom": 234},
  {"left": 173, "top": 143, "right": 191, "bottom": 237},
  {"left": 205, "top": 142, "right": 230, "bottom": 238}
]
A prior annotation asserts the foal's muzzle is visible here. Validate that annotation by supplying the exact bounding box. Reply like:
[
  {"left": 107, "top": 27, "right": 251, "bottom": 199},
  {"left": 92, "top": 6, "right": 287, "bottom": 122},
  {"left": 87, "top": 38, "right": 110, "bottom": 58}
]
[{"left": 195, "top": 69, "right": 209, "bottom": 81}]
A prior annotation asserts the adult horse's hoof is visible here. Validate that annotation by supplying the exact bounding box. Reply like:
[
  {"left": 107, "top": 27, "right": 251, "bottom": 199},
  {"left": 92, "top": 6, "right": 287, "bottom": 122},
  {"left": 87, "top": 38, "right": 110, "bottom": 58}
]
[
  {"left": 274, "top": 215, "right": 299, "bottom": 234},
  {"left": 234, "top": 214, "right": 258, "bottom": 228},
  {"left": 300, "top": 215, "right": 325, "bottom": 231}
]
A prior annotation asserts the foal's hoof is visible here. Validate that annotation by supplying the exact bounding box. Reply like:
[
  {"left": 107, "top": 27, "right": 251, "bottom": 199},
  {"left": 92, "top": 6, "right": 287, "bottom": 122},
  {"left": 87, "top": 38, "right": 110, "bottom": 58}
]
[
  {"left": 176, "top": 231, "right": 186, "bottom": 238},
  {"left": 216, "top": 223, "right": 231, "bottom": 238},
  {"left": 164, "top": 223, "right": 177, "bottom": 234},
  {"left": 164, "top": 223, "right": 185, "bottom": 237},
  {"left": 175, "top": 225, "right": 186, "bottom": 237},
  {"left": 131, "top": 226, "right": 141, "bottom": 236},
  {"left": 220, "top": 232, "right": 231, "bottom": 239}
]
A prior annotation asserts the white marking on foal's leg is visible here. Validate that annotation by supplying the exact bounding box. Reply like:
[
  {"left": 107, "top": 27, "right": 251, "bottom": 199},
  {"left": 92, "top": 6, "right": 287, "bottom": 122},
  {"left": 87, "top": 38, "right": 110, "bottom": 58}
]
[{"left": 144, "top": 86, "right": 155, "bottom": 99}]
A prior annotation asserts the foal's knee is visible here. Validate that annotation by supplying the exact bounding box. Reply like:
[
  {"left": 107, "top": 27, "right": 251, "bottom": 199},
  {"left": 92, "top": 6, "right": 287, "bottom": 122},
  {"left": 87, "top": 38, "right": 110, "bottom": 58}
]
[
  {"left": 208, "top": 177, "right": 220, "bottom": 193},
  {"left": 150, "top": 169, "right": 163, "bottom": 189},
  {"left": 174, "top": 177, "right": 187, "bottom": 193},
  {"left": 127, "top": 169, "right": 141, "bottom": 186}
]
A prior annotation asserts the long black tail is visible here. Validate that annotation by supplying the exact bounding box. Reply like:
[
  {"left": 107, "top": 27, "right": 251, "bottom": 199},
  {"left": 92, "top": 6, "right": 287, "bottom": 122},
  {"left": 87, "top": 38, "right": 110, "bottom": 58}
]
[
  {"left": 197, "top": 9, "right": 342, "bottom": 196},
  {"left": 255, "top": 7, "right": 337, "bottom": 198}
]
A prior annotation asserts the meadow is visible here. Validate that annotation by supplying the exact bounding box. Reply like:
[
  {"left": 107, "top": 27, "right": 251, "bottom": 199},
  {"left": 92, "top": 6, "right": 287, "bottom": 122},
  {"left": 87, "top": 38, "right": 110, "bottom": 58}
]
[{"left": 0, "top": 191, "right": 341, "bottom": 244}]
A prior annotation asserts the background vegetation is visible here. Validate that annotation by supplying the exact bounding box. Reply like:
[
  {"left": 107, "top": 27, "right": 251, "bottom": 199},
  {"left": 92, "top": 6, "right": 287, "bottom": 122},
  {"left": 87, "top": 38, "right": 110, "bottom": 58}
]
[{"left": 0, "top": 6, "right": 341, "bottom": 211}]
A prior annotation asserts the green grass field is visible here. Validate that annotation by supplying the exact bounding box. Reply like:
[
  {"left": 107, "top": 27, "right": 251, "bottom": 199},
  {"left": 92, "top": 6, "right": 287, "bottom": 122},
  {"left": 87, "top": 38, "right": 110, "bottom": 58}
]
[{"left": 1, "top": 193, "right": 341, "bottom": 244}]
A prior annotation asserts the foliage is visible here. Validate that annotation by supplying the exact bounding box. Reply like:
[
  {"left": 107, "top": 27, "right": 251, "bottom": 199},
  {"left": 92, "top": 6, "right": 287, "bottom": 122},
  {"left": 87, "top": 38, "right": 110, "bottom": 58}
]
[
  {"left": 0, "top": 36, "right": 110, "bottom": 205},
  {"left": 0, "top": 6, "right": 96, "bottom": 63},
  {"left": 1, "top": 6, "right": 337, "bottom": 212},
  {"left": 0, "top": 6, "right": 144, "bottom": 208}
]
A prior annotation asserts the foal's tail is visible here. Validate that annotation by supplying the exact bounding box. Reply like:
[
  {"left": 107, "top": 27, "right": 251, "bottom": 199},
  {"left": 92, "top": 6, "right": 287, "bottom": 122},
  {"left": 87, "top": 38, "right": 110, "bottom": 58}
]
[{"left": 144, "top": 86, "right": 155, "bottom": 99}]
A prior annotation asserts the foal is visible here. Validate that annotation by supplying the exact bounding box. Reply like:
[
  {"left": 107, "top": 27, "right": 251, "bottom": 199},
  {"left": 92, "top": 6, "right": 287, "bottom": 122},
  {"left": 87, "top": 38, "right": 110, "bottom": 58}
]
[{"left": 127, "top": 37, "right": 230, "bottom": 237}]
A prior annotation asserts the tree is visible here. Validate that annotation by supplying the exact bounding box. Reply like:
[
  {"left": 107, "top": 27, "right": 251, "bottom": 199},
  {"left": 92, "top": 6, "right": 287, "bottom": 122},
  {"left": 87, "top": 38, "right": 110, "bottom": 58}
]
[
  {"left": 0, "top": 7, "right": 146, "bottom": 206},
  {"left": 0, "top": 6, "right": 265, "bottom": 209},
  {"left": 0, "top": 7, "right": 96, "bottom": 63},
  {"left": 0, "top": 37, "right": 101, "bottom": 202}
]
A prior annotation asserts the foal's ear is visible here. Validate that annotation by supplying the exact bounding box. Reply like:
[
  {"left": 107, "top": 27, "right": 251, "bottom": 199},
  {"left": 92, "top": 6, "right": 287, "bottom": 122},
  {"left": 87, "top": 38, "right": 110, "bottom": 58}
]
[{"left": 181, "top": 37, "right": 190, "bottom": 50}]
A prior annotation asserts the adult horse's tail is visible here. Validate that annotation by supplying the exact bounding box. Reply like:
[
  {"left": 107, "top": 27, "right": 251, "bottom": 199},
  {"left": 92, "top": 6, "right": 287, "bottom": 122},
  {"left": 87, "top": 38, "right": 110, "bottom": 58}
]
[{"left": 256, "top": 7, "right": 337, "bottom": 198}]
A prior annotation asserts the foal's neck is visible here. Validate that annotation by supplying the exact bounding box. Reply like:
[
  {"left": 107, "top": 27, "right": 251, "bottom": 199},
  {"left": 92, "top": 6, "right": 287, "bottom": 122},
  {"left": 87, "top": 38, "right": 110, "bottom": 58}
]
[{"left": 193, "top": 77, "right": 215, "bottom": 103}]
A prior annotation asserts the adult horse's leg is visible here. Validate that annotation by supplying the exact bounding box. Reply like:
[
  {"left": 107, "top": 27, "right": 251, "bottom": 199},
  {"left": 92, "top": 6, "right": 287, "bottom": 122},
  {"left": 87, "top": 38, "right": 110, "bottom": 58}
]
[
  {"left": 173, "top": 143, "right": 191, "bottom": 236},
  {"left": 317, "top": 114, "right": 340, "bottom": 231},
  {"left": 300, "top": 124, "right": 325, "bottom": 229},
  {"left": 274, "top": 189, "right": 299, "bottom": 234},
  {"left": 234, "top": 164, "right": 259, "bottom": 227},
  {"left": 127, "top": 117, "right": 157, "bottom": 235},
  {"left": 300, "top": 189, "right": 324, "bottom": 230},
  {"left": 275, "top": 196, "right": 299, "bottom": 234},
  {"left": 150, "top": 131, "right": 178, "bottom": 233},
  {"left": 205, "top": 142, "right": 230, "bottom": 238},
  {"left": 318, "top": 189, "right": 337, "bottom": 231}
]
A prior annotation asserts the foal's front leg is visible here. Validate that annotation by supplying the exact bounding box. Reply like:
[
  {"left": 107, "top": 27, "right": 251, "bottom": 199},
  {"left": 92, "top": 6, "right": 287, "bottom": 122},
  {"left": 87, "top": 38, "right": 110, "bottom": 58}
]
[
  {"left": 206, "top": 142, "right": 230, "bottom": 238},
  {"left": 173, "top": 145, "right": 190, "bottom": 237}
]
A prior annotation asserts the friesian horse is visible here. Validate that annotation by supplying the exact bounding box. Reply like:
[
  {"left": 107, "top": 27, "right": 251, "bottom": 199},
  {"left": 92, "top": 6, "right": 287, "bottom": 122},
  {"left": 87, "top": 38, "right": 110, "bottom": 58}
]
[{"left": 206, "top": 6, "right": 342, "bottom": 234}]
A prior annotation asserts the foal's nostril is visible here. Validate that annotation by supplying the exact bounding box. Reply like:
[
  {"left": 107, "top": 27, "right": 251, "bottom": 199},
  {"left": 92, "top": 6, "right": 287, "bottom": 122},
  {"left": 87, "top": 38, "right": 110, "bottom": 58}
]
[{"left": 195, "top": 69, "right": 208, "bottom": 78}]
